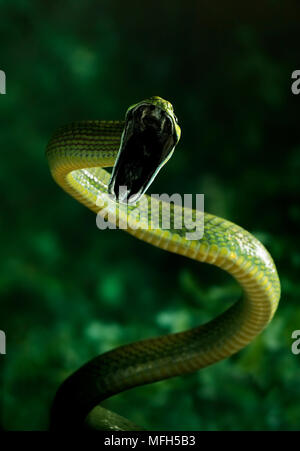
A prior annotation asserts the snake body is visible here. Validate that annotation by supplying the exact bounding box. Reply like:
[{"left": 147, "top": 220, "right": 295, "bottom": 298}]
[{"left": 46, "top": 97, "right": 280, "bottom": 430}]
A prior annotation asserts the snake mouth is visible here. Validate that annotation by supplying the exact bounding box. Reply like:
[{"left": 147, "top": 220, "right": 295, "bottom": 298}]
[{"left": 108, "top": 103, "right": 179, "bottom": 204}]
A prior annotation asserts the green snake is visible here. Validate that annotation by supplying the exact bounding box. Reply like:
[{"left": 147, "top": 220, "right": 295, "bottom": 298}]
[{"left": 46, "top": 96, "right": 280, "bottom": 430}]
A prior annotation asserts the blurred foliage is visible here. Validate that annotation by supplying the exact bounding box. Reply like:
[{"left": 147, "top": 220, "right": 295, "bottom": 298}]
[{"left": 0, "top": 0, "right": 300, "bottom": 430}]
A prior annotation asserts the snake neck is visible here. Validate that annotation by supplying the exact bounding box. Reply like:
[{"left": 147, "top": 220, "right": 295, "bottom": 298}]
[{"left": 46, "top": 120, "right": 123, "bottom": 213}]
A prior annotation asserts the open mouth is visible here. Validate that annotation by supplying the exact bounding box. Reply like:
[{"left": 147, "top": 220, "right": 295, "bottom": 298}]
[{"left": 108, "top": 103, "right": 178, "bottom": 204}]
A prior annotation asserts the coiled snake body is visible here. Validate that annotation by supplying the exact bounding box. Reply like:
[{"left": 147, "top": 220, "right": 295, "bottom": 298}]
[{"left": 46, "top": 97, "right": 280, "bottom": 430}]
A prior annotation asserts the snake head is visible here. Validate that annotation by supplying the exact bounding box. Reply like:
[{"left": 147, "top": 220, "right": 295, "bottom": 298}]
[{"left": 108, "top": 96, "right": 181, "bottom": 204}]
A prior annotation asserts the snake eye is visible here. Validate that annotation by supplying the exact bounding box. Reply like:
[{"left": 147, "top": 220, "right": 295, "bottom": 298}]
[{"left": 174, "top": 115, "right": 178, "bottom": 124}]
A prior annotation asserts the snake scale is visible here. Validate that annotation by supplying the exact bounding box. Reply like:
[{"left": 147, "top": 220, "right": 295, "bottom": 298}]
[{"left": 46, "top": 96, "right": 280, "bottom": 430}]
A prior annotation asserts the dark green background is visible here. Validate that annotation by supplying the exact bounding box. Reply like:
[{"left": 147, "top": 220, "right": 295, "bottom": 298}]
[{"left": 0, "top": 0, "right": 300, "bottom": 430}]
